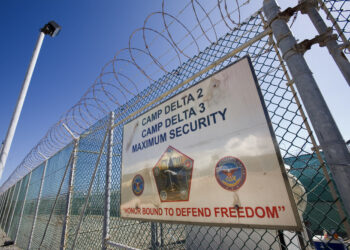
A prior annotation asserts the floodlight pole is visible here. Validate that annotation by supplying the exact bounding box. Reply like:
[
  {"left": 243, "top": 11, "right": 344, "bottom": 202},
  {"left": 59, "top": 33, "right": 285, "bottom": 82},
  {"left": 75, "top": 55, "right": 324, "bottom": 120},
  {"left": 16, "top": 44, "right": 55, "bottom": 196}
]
[{"left": 0, "top": 21, "right": 61, "bottom": 181}]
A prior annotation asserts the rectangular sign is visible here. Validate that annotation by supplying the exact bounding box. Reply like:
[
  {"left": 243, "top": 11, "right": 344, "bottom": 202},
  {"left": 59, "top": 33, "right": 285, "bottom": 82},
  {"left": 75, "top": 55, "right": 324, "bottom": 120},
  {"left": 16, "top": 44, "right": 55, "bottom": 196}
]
[{"left": 121, "top": 57, "right": 301, "bottom": 230}]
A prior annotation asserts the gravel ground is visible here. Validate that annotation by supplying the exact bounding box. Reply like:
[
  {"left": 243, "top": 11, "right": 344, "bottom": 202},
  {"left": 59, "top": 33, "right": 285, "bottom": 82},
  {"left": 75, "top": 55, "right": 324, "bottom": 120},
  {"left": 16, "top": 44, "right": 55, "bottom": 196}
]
[{"left": 0, "top": 230, "right": 20, "bottom": 250}]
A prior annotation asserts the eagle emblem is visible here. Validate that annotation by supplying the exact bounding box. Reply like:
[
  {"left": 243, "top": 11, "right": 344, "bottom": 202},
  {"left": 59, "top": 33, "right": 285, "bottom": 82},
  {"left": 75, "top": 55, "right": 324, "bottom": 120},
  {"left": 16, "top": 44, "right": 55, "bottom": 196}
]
[
  {"left": 132, "top": 174, "right": 144, "bottom": 196},
  {"left": 215, "top": 156, "right": 247, "bottom": 191}
]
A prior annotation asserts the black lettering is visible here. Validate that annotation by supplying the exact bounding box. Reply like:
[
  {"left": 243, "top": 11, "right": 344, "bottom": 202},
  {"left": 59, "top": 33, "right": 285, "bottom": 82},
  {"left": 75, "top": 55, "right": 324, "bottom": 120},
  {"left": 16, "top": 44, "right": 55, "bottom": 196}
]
[
  {"left": 218, "top": 108, "right": 227, "bottom": 121},
  {"left": 197, "top": 88, "right": 203, "bottom": 99},
  {"left": 198, "top": 117, "right": 207, "bottom": 129},
  {"left": 198, "top": 103, "right": 205, "bottom": 113}
]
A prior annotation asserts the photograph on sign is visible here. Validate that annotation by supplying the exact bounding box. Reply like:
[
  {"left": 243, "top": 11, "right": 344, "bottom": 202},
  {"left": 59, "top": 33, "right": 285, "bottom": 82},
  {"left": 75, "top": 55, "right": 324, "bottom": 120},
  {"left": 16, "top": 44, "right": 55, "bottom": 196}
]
[{"left": 120, "top": 56, "right": 301, "bottom": 230}]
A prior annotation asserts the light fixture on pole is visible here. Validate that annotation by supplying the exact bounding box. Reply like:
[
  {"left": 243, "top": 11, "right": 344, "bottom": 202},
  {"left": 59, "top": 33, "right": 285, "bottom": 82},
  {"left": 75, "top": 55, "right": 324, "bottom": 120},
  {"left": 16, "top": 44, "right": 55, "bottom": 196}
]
[{"left": 0, "top": 21, "right": 61, "bottom": 181}]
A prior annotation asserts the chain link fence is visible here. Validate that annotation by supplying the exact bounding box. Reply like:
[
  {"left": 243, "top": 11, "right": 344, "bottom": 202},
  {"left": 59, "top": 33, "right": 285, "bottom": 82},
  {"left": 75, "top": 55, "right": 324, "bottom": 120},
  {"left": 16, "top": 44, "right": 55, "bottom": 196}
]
[
  {"left": 320, "top": 0, "right": 350, "bottom": 53},
  {"left": 1, "top": 0, "right": 350, "bottom": 249}
]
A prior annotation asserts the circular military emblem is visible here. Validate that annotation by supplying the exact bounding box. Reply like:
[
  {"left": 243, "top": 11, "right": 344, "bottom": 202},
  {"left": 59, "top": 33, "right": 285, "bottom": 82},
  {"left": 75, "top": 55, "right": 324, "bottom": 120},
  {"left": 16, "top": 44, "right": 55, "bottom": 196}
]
[
  {"left": 132, "top": 175, "right": 144, "bottom": 196},
  {"left": 215, "top": 156, "right": 247, "bottom": 191}
]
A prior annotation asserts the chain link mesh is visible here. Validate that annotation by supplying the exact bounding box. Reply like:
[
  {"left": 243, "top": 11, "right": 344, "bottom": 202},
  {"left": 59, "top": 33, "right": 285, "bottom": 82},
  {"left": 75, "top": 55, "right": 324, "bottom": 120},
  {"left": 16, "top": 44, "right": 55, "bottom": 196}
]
[
  {"left": 4, "top": 180, "right": 21, "bottom": 234},
  {"left": 31, "top": 144, "right": 73, "bottom": 250},
  {"left": 0, "top": 185, "right": 13, "bottom": 230},
  {"left": 65, "top": 118, "right": 109, "bottom": 250},
  {"left": 0, "top": 2, "right": 349, "bottom": 250},
  {"left": 321, "top": 0, "right": 350, "bottom": 54},
  {"left": 8, "top": 175, "right": 30, "bottom": 241},
  {"left": 15, "top": 164, "right": 44, "bottom": 249},
  {"left": 107, "top": 9, "right": 350, "bottom": 250}
]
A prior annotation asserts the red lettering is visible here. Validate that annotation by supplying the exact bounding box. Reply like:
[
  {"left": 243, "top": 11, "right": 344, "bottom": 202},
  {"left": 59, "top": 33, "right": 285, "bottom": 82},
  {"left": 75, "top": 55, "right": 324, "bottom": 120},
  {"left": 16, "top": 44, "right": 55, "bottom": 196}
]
[
  {"left": 266, "top": 206, "right": 279, "bottom": 218},
  {"left": 124, "top": 207, "right": 141, "bottom": 215},
  {"left": 176, "top": 208, "right": 181, "bottom": 216},
  {"left": 237, "top": 207, "right": 245, "bottom": 218},
  {"left": 245, "top": 207, "right": 254, "bottom": 218},
  {"left": 141, "top": 207, "right": 162, "bottom": 215},
  {"left": 214, "top": 207, "right": 220, "bottom": 217},
  {"left": 255, "top": 207, "right": 266, "bottom": 218},
  {"left": 205, "top": 207, "right": 211, "bottom": 217},
  {"left": 229, "top": 207, "right": 237, "bottom": 217},
  {"left": 198, "top": 208, "right": 204, "bottom": 217},
  {"left": 221, "top": 207, "right": 229, "bottom": 217},
  {"left": 192, "top": 208, "right": 197, "bottom": 217}
]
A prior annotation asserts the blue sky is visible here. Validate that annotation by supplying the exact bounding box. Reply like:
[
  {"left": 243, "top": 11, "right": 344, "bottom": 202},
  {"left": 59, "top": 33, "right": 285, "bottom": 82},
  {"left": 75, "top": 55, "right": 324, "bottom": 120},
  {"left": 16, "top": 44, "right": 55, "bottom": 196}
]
[{"left": 0, "top": 0, "right": 349, "bottom": 186}]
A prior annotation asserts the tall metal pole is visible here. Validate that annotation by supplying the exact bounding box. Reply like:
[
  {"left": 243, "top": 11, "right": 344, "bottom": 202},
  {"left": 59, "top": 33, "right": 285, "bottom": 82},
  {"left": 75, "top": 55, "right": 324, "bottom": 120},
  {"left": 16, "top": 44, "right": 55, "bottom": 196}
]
[
  {"left": 0, "top": 32, "right": 45, "bottom": 180},
  {"left": 0, "top": 21, "right": 61, "bottom": 181},
  {"left": 304, "top": 0, "right": 350, "bottom": 87},
  {"left": 102, "top": 112, "right": 114, "bottom": 250},
  {"left": 263, "top": 0, "right": 350, "bottom": 216}
]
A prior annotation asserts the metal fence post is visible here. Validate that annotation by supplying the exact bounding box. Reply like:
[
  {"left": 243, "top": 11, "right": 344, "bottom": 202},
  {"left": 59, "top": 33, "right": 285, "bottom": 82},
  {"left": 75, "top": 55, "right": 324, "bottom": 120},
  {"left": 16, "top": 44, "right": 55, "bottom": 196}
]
[
  {"left": 303, "top": 0, "right": 350, "bottom": 87},
  {"left": 60, "top": 139, "right": 79, "bottom": 250},
  {"left": 14, "top": 172, "right": 32, "bottom": 244},
  {"left": 28, "top": 160, "right": 47, "bottom": 249},
  {"left": 102, "top": 111, "right": 114, "bottom": 250},
  {"left": 263, "top": 0, "right": 350, "bottom": 216},
  {"left": 7, "top": 179, "right": 23, "bottom": 234},
  {"left": 151, "top": 223, "right": 158, "bottom": 249}
]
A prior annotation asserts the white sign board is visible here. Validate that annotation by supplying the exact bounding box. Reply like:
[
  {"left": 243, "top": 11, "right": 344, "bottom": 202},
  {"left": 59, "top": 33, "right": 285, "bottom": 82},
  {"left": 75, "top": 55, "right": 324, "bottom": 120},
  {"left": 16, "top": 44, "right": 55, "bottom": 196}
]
[{"left": 121, "top": 57, "right": 301, "bottom": 230}]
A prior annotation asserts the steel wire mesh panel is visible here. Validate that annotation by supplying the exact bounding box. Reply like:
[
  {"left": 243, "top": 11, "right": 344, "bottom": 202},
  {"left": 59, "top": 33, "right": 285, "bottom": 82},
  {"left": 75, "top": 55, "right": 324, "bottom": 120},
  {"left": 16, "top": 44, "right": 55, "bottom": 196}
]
[
  {"left": 4, "top": 181, "right": 21, "bottom": 234},
  {"left": 1, "top": 188, "right": 10, "bottom": 228},
  {"left": 5, "top": 187, "right": 15, "bottom": 229},
  {"left": 1, "top": 185, "right": 14, "bottom": 230},
  {"left": 0, "top": 193, "right": 5, "bottom": 217},
  {"left": 0, "top": 2, "right": 350, "bottom": 250},
  {"left": 30, "top": 143, "right": 73, "bottom": 250},
  {"left": 0, "top": 188, "right": 10, "bottom": 229},
  {"left": 324, "top": 0, "right": 350, "bottom": 38},
  {"left": 8, "top": 175, "right": 30, "bottom": 240},
  {"left": 16, "top": 164, "right": 44, "bottom": 249},
  {"left": 323, "top": 0, "right": 350, "bottom": 53},
  {"left": 65, "top": 118, "right": 109, "bottom": 250},
  {"left": 0, "top": 194, "right": 4, "bottom": 225},
  {"left": 0, "top": 193, "right": 6, "bottom": 221},
  {"left": 105, "top": 10, "right": 350, "bottom": 249},
  {"left": 108, "top": 11, "right": 288, "bottom": 249},
  {"left": 1, "top": 190, "right": 11, "bottom": 223}
]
